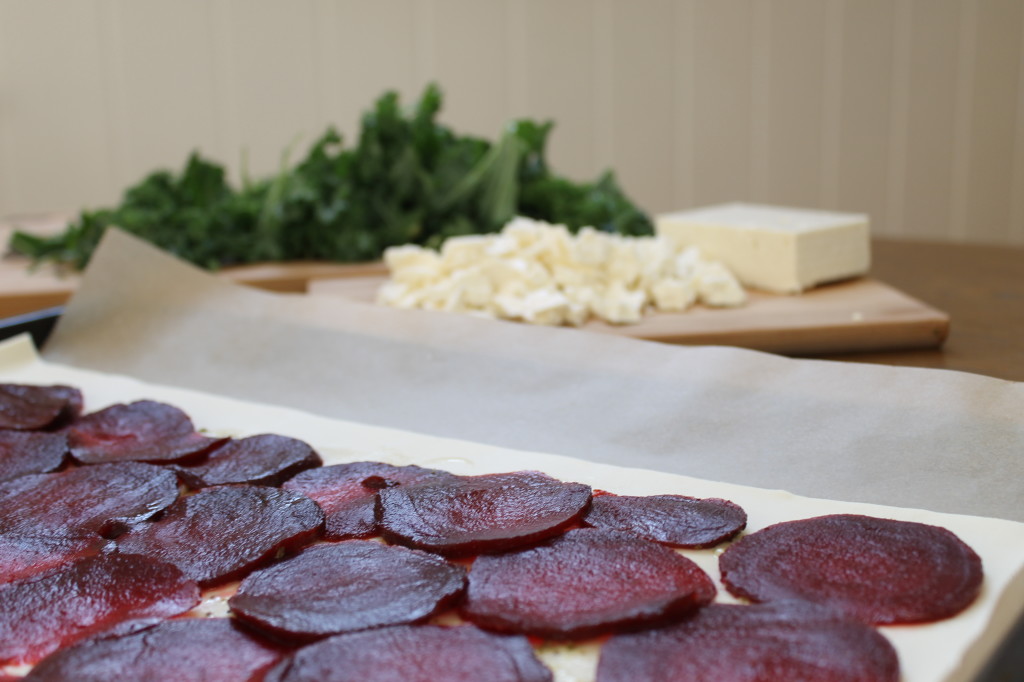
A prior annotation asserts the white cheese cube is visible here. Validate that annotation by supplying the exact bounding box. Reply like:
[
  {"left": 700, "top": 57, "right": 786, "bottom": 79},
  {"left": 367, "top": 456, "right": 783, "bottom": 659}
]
[
  {"left": 695, "top": 261, "right": 747, "bottom": 307},
  {"left": 440, "top": 235, "right": 491, "bottom": 270},
  {"left": 594, "top": 283, "right": 646, "bottom": 325},
  {"left": 656, "top": 203, "right": 870, "bottom": 293},
  {"left": 650, "top": 278, "right": 697, "bottom": 312}
]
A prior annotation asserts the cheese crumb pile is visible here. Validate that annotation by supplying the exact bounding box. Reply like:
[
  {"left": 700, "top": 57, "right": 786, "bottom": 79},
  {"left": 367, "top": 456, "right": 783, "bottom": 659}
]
[{"left": 378, "top": 217, "right": 746, "bottom": 326}]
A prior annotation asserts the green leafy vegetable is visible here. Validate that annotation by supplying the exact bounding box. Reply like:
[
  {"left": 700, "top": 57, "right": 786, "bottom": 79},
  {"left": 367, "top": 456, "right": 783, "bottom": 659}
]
[{"left": 10, "top": 84, "right": 652, "bottom": 270}]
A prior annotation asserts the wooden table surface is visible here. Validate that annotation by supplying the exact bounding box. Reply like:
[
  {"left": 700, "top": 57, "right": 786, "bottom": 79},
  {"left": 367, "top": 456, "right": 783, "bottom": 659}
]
[{"left": 805, "top": 239, "right": 1023, "bottom": 382}]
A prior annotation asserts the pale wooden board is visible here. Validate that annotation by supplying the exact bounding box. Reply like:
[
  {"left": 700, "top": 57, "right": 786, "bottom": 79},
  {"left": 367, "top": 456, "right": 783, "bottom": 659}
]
[
  {"left": 308, "top": 275, "right": 950, "bottom": 355},
  {"left": 0, "top": 215, "right": 949, "bottom": 354}
]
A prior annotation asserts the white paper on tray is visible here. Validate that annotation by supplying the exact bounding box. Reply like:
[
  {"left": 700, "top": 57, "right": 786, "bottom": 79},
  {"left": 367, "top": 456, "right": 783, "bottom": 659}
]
[
  {"left": 43, "top": 231, "right": 1024, "bottom": 526},
  {"left": 2, "top": 336, "right": 1023, "bottom": 682}
]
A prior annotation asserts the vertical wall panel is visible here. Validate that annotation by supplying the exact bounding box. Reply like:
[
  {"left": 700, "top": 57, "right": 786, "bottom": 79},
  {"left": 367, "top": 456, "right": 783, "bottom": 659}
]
[
  {"left": 763, "top": 0, "right": 828, "bottom": 207},
  {"left": 839, "top": 0, "right": 896, "bottom": 230},
  {"left": 0, "top": 0, "right": 112, "bottom": 212},
  {"left": 692, "top": 1, "right": 754, "bottom": 204},
  {"left": 964, "top": 0, "right": 1023, "bottom": 245},
  {"left": 885, "top": 0, "right": 913, "bottom": 237},
  {"left": 607, "top": 0, "right": 675, "bottom": 213},
  {"left": 819, "top": 0, "right": 845, "bottom": 209},
  {"left": 430, "top": 1, "right": 508, "bottom": 140},
  {"left": 901, "top": 0, "right": 960, "bottom": 240},
  {"left": 213, "top": 0, "right": 322, "bottom": 179},
  {"left": 103, "top": 1, "right": 223, "bottom": 189},
  {"left": 948, "top": 0, "right": 977, "bottom": 243},
  {"left": 1012, "top": 8, "right": 1024, "bottom": 246},
  {"left": 671, "top": 0, "right": 697, "bottom": 208},
  {"left": 520, "top": 0, "right": 597, "bottom": 183},
  {"left": 315, "top": 0, "right": 417, "bottom": 142}
]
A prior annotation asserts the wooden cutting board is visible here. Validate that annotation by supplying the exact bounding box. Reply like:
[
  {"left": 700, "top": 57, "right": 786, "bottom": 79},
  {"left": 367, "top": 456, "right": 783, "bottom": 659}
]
[
  {"left": 0, "top": 214, "right": 949, "bottom": 355},
  {"left": 308, "top": 275, "right": 950, "bottom": 355}
]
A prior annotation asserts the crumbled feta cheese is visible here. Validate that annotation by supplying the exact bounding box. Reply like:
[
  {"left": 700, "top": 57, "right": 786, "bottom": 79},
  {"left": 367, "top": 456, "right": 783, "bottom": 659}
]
[{"left": 378, "top": 217, "right": 746, "bottom": 326}]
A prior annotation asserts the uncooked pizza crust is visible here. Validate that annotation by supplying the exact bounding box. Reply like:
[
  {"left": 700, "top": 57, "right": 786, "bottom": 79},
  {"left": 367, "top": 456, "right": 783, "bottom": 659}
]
[{"left": 0, "top": 336, "right": 1022, "bottom": 682}]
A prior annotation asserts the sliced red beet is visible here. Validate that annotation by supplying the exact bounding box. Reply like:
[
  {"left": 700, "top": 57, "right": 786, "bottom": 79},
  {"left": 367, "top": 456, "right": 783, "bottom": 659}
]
[
  {"left": 116, "top": 485, "right": 324, "bottom": 586},
  {"left": 582, "top": 493, "right": 746, "bottom": 548},
  {"left": 377, "top": 471, "right": 592, "bottom": 556},
  {"left": 462, "top": 528, "right": 716, "bottom": 639},
  {"left": 263, "top": 625, "right": 551, "bottom": 682},
  {"left": 0, "top": 430, "right": 68, "bottom": 483},
  {"left": 0, "top": 532, "right": 107, "bottom": 585},
  {"left": 596, "top": 601, "right": 900, "bottom": 682},
  {"left": 719, "top": 514, "right": 984, "bottom": 624},
  {"left": 0, "top": 384, "right": 83, "bottom": 431},
  {"left": 173, "top": 434, "right": 323, "bottom": 489},
  {"left": 282, "top": 461, "right": 455, "bottom": 540},
  {"left": 67, "top": 400, "right": 227, "bottom": 465},
  {"left": 0, "top": 553, "right": 200, "bottom": 665},
  {"left": 25, "top": 617, "right": 287, "bottom": 682},
  {"left": 229, "top": 541, "right": 466, "bottom": 641},
  {"left": 0, "top": 462, "right": 180, "bottom": 537}
]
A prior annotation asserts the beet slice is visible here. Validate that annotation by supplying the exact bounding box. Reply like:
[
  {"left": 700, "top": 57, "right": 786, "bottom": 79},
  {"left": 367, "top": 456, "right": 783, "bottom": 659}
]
[
  {"left": 0, "top": 384, "right": 82, "bottom": 431},
  {"left": 0, "top": 431, "right": 68, "bottom": 483},
  {"left": 583, "top": 493, "right": 747, "bottom": 548},
  {"left": 174, "top": 434, "right": 323, "bottom": 489},
  {"left": 264, "top": 625, "right": 551, "bottom": 682},
  {"left": 229, "top": 541, "right": 466, "bottom": 641},
  {"left": 596, "top": 601, "right": 899, "bottom": 682},
  {"left": 0, "top": 553, "right": 200, "bottom": 665},
  {"left": 282, "top": 461, "right": 455, "bottom": 540},
  {"left": 719, "top": 514, "right": 984, "bottom": 624},
  {"left": 0, "top": 533, "right": 107, "bottom": 585},
  {"left": 378, "top": 471, "right": 592, "bottom": 555},
  {"left": 0, "top": 462, "right": 179, "bottom": 537},
  {"left": 117, "top": 485, "right": 324, "bottom": 586},
  {"left": 67, "top": 400, "right": 227, "bottom": 464},
  {"left": 462, "top": 528, "right": 716, "bottom": 639},
  {"left": 25, "top": 618, "right": 287, "bottom": 682}
]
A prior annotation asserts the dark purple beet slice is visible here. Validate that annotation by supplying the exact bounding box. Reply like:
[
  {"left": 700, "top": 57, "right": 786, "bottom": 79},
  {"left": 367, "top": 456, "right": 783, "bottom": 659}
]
[
  {"left": 0, "top": 462, "right": 179, "bottom": 537},
  {"left": 596, "top": 601, "right": 900, "bottom": 682},
  {"left": 117, "top": 485, "right": 324, "bottom": 586},
  {"left": 282, "top": 461, "right": 455, "bottom": 540},
  {"left": 25, "top": 618, "right": 287, "bottom": 682},
  {"left": 229, "top": 541, "right": 466, "bottom": 641},
  {"left": 174, "top": 434, "right": 322, "bottom": 489},
  {"left": 582, "top": 493, "right": 746, "bottom": 548},
  {"left": 0, "top": 533, "right": 107, "bottom": 585},
  {"left": 462, "top": 528, "right": 716, "bottom": 639},
  {"left": 0, "top": 553, "right": 200, "bottom": 665},
  {"left": 719, "top": 514, "right": 984, "bottom": 625},
  {"left": 378, "top": 471, "right": 592, "bottom": 556},
  {"left": 67, "top": 400, "right": 227, "bottom": 464},
  {"left": 0, "top": 384, "right": 82, "bottom": 431},
  {"left": 263, "top": 625, "right": 551, "bottom": 682},
  {"left": 0, "top": 430, "right": 68, "bottom": 483}
]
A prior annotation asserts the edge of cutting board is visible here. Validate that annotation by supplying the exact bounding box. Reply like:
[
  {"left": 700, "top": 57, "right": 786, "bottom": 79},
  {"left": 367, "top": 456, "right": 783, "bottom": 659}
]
[{"left": 306, "top": 275, "right": 950, "bottom": 355}]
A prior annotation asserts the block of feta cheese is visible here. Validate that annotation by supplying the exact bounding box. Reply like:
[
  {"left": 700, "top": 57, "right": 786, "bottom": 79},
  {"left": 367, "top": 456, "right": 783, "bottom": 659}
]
[{"left": 655, "top": 203, "right": 870, "bottom": 294}]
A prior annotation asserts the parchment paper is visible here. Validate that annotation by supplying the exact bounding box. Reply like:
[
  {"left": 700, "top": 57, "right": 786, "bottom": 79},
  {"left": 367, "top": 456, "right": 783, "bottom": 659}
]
[{"left": 43, "top": 231, "right": 1023, "bottom": 522}]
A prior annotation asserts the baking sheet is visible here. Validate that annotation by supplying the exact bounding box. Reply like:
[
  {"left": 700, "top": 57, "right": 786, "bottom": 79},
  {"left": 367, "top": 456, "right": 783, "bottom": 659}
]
[
  {"left": 43, "top": 230, "right": 1024, "bottom": 524},
  {"left": 2, "top": 335, "right": 1023, "bottom": 682}
]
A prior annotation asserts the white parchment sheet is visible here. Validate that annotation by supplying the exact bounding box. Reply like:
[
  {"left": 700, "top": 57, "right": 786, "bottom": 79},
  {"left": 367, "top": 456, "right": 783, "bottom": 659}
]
[{"left": 44, "top": 230, "right": 1024, "bottom": 523}]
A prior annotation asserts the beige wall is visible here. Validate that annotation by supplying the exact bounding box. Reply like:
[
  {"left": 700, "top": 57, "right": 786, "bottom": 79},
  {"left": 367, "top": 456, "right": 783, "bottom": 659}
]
[{"left": 1, "top": 0, "right": 1022, "bottom": 245}]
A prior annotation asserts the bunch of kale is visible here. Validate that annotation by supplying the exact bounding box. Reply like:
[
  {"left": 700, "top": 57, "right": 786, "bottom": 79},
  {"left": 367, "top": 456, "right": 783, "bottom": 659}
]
[{"left": 11, "top": 84, "right": 652, "bottom": 270}]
